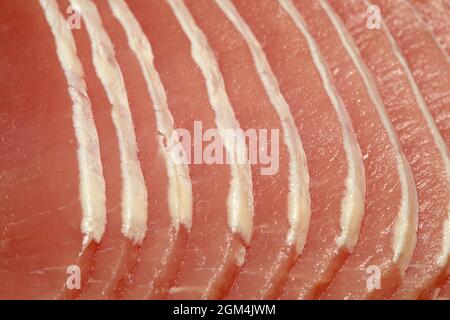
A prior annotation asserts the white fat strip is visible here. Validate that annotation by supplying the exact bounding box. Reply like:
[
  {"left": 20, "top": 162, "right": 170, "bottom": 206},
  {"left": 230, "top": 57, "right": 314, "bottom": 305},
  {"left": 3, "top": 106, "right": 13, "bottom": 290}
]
[
  {"left": 108, "top": 0, "right": 193, "bottom": 231},
  {"left": 70, "top": 0, "right": 148, "bottom": 244},
  {"left": 216, "top": 0, "right": 311, "bottom": 253},
  {"left": 167, "top": 0, "right": 254, "bottom": 244},
  {"left": 321, "top": 0, "right": 419, "bottom": 270},
  {"left": 378, "top": 1, "right": 450, "bottom": 267},
  {"left": 39, "top": 0, "right": 106, "bottom": 249}
]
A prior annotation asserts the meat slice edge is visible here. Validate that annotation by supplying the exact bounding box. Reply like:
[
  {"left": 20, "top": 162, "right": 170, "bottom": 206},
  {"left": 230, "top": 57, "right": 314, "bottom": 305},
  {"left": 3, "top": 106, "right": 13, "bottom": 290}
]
[
  {"left": 409, "top": 0, "right": 450, "bottom": 59},
  {"left": 326, "top": 0, "right": 450, "bottom": 299},
  {"left": 232, "top": 0, "right": 365, "bottom": 300},
  {"left": 0, "top": 0, "right": 106, "bottom": 299},
  {"left": 183, "top": 0, "right": 313, "bottom": 299},
  {"left": 280, "top": 0, "right": 418, "bottom": 299}
]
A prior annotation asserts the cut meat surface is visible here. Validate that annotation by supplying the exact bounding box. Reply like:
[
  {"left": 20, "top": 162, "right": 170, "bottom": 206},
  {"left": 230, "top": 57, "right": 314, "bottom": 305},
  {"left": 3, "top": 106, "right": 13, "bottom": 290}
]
[
  {"left": 326, "top": 0, "right": 450, "bottom": 300},
  {"left": 409, "top": 0, "right": 450, "bottom": 58},
  {"left": 104, "top": 0, "right": 192, "bottom": 299},
  {"left": 369, "top": 0, "right": 450, "bottom": 299},
  {"left": 372, "top": 0, "right": 450, "bottom": 149},
  {"left": 0, "top": 0, "right": 106, "bottom": 299},
  {"left": 232, "top": 0, "right": 365, "bottom": 300},
  {"left": 280, "top": 0, "right": 418, "bottom": 299},
  {"left": 66, "top": 0, "right": 147, "bottom": 299},
  {"left": 183, "top": 0, "right": 312, "bottom": 299},
  {"left": 127, "top": 0, "right": 252, "bottom": 299},
  {"left": 166, "top": 0, "right": 255, "bottom": 299}
]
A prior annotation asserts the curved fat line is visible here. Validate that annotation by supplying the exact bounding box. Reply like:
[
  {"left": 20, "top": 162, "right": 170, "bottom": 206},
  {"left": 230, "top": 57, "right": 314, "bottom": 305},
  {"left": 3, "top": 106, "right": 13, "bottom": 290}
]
[
  {"left": 321, "top": 0, "right": 419, "bottom": 270},
  {"left": 39, "top": 0, "right": 106, "bottom": 248},
  {"left": 281, "top": 0, "right": 365, "bottom": 251},
  {"left": 70, "top": 0, "right": 148, "bottom": 244},
  {"left": 167, "top": 0, "right": 254, "bottom": 244},
  {"left": 215, "top": 0, "right": 311, "bottom": 253},
  {"left": 377, "top": 2, "right": 450, "bottom": 267},
  {"left": 108, "top": 0, "right": 193, "bottom": 231}
]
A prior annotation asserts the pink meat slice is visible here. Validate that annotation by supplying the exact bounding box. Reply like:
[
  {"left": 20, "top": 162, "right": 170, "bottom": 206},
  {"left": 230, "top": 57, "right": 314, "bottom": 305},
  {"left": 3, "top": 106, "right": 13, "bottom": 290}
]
[
  {"left": 182, "top": 0, "right": 298, "bottom": 299},
  {"left": 231, "top": 0, "right": 363, "bottom": 299},
  {"left": 373, "top": 0, "right": 450, "bottom": 148},
  {"left": 127, "top": 0, "right": 245, "bottom": 299},
  {"left": 326, "top": 0, "right": 450, "bottom": 300},
  {"left": 58, "top": 0, "right": 138, "bottom": 299},
  {"left": 409, "top": 0, "right": 450, "bottom": 58},
  {"left": 280, "top": 0, "right": 418, "bottom": 299},
  {"left": 0, "top": 0, "right": 96, "bottom": 299},
  {"left": 371, "top": 0, "right": 450, "bottom": 299},
  {"left": 90, "top": 1, "right": 189, "bottom": 299}
]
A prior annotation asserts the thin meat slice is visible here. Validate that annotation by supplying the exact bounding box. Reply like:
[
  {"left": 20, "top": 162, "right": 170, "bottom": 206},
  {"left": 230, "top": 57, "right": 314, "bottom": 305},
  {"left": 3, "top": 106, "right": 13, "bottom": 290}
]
[
  {"left": 409, "top": 0, "right": 450, "bottom": 58},
  {"left": 326, "top": 0, "right": 450, "bottom": 299},
  {"left": 104, "top": 0, "right": 192, "bottom": 299},
  {"left": 102, "top": 0, "right": 192, "bottom": 299},
  {"left": 0, "top": 0, "right": 106, "bottom": 299},
  {"left": 66, "top": 0, "right": 148, "bottom": 299},
  {"left": 182, "top": 0, "right": 312, "bottom": 299},
  {"left": 232, "top": 0, "right": 365, "bottom": 299},
  {"left": 373, "top": 0, "right": 450, "bottom": 149},
  {"left": 279, "top": 0, "right": 419, "bottom": 299},
  {"left": 370, "top": 0, "right": 450, "bottom": 298},
  {"left": 66, "top": 0, "right": 134, "bottom": 299},
  {"left": 127, "top": 0, "right": 253, "bottom": 299}
]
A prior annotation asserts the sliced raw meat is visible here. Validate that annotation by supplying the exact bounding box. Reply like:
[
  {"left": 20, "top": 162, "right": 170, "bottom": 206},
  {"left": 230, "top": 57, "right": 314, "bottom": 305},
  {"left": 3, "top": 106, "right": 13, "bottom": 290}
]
[
  {"left": 1, "top": 0, "right": 448, "bottom": 301},
  {"left": 325, "top": 0, "right": 450, "bottom": 300},
  {"left": 65, "top": 0, "right": 148, "bottom": 299},
  {"left": 409, "top": 0, "right": 450, "bottom": 58},
  {"left": 373, "top": 0, "right": 450, "bottom": 149},
  {"left": 127, "top": 0, "right": 253, "bottom": 299},
  {"left": 103, "top": 0, "right": 192, "bottom": 299},
  {"left": 231, "top": 0, "right": 365, "bottom": 299},
  {"left": 181, "top": 0, "right": 312, "bottom": 299},
  {"left": 105, "top": 0, "right": 192, "bottom": 299},
  {"left": 0, "top": 0, "right": 106, "bottom": 299},
  {"left": 279, "top": 0, "right": 419, "bottom": 299}
]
